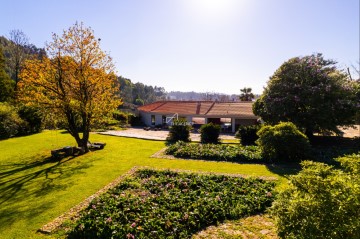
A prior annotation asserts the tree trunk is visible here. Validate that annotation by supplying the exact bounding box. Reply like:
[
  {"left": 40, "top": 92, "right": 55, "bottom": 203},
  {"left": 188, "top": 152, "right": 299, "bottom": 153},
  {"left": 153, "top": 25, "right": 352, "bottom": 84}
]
[{"left": 65, "top": 109, "right": 90, "bottom": 153}]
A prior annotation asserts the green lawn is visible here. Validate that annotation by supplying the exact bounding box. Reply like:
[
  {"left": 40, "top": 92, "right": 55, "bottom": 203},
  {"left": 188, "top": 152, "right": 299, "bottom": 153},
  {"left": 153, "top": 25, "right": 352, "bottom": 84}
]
[{"left": 0, "top": 131, "right": 284, "bottom": 239}]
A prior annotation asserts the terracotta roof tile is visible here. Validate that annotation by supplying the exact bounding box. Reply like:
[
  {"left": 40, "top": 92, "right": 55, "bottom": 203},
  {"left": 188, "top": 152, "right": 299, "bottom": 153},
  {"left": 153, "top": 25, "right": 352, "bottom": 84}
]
[{"left": 138, "top": 101, "right": 257, "bottom": 118}]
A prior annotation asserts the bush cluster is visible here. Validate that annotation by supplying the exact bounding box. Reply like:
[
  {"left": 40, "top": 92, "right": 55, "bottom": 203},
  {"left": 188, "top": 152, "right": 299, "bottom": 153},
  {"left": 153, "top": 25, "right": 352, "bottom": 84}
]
[
  {"left": 0, "top": 103, "right": 43, "bottom": 139},
  {"left": 256, "top": 122, "right": 311, "bottom": 162},
  {"left": 68, "top": 169, "right": 275, "bottom": 238},
  {"left": 199, "top": 123, "right": 220, "bottom": 144},
  {"left": 235, "top": 125, "right": 260, "bottom": 145},
  {"left": 166, "top": 119, "right": 192, "bottom": 144},
  {"left": 270, "top": 154, "right": 360, "bottom": 239},
  {"left": 165, "top": 141, "right": 263, "bottom": 163}
]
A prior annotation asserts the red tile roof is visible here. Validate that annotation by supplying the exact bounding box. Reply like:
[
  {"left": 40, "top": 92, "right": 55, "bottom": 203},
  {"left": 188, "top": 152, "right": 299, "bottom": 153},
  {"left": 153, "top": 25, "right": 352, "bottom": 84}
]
[{"left": 138, "top": 101, "right": 257, "bottom": 119}]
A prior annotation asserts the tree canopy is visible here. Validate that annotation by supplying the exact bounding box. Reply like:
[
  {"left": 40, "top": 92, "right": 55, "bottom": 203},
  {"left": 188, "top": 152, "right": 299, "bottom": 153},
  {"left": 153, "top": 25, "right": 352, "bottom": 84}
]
[
  {"left": 0, "top": 48, "right": 14, "bottom": 102},
  {"left": 253, "top": 54, "right": 358, "bottom": 136},
  {"left": 18, "top": 22, "right": 121, "bottom": 151}
]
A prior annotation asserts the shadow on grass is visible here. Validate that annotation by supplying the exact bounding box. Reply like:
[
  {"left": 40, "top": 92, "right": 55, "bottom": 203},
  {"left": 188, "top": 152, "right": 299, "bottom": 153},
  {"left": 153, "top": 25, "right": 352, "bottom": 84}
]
[
  {"left": 265, "top": 163, "right": 302, "bottom": 178},
  {"left": 265, "top": 136, "right": 359, "bottom": 178},
  {"left": 0, "top": 155, "right": 91, "bottom": 206}
]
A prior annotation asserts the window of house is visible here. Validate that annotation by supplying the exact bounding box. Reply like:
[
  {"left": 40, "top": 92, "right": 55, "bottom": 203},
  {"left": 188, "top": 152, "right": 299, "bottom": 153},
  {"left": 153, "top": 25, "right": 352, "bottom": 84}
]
[{"left": 151, "top": 115, "right": 155, "bottom": 125}]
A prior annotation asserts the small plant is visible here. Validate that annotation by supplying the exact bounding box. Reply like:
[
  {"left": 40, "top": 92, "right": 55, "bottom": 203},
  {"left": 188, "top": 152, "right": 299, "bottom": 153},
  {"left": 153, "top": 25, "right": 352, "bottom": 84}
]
[
  {"left": 256, "top": 122, "right": 311, "bottom": 162},
  {"left": 270, "top": 154, "right": 360, "bottom": 239},
  {"left": 166, "top": 119, "right": 191, "bottom": 144},
  {"left": 200, "top": 123, "right": 220, "bottom": 144},
  {"left": 235, "top": 125, "right": 260, "bottom": 146}
]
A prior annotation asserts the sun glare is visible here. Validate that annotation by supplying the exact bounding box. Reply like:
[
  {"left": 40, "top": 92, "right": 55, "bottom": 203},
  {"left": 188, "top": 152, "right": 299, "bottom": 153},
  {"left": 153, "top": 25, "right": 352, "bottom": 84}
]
[{"left": 183, "top": 0, "right": 244, "bottom": 24}]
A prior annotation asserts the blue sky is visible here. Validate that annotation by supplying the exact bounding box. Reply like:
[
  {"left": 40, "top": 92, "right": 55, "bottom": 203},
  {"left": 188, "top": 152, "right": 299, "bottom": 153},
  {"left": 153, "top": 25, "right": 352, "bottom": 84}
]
[{"left": 1, "top": 0, "right": 359, "bottom": 94}]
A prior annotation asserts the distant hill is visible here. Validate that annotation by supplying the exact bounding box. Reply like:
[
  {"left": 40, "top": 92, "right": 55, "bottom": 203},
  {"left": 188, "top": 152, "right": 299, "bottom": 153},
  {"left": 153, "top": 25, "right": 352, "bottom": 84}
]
[
  {"left": 167, "top": 91, "right": 239, "bottom": 101},
  {"left": 0, "top": 35, "right": 46, "bottom": 80}
]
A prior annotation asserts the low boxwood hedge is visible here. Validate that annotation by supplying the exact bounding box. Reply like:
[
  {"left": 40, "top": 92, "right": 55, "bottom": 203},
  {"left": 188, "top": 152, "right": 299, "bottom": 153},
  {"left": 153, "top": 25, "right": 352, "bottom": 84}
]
[{"left": 68, "top": 169, "right": 275, "bottom": 239}]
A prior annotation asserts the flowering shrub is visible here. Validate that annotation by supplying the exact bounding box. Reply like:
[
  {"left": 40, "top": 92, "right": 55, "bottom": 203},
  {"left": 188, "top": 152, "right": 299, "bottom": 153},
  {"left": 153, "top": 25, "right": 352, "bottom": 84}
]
[
  {"left": 253, "top": 53, "right": 358, "bottom": 136},
  {"left": 165, "top": 141, "right": 263, "bottom": 163},
  {"left": 68, "top": 169, "right": 275, "bottom": 238}
]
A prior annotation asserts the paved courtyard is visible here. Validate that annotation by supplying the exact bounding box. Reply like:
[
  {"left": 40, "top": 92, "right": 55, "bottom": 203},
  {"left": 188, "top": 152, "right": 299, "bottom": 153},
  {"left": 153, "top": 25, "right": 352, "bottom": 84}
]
[
  {"left": 100, "top": 127, "right": 237, "bottom": 141},
  {"left": 100, "top": 125, "right": 360, "bottom": 141}
]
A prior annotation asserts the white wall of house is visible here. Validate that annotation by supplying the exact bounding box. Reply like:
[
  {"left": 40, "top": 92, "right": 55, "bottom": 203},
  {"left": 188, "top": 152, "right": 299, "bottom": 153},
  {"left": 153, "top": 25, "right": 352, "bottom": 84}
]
[
  {"left": 140, "top": 112, "right": 171, "bottom": 126},
  {"left": 140, "top": 111, "right": 257, "bottom": 130}
]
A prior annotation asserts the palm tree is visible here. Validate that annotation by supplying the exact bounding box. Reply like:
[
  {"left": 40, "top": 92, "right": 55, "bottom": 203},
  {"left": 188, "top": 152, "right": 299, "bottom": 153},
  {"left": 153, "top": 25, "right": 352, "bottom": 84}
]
[{"left": 239, "top": 87, "right": 254, "bottom": 101}]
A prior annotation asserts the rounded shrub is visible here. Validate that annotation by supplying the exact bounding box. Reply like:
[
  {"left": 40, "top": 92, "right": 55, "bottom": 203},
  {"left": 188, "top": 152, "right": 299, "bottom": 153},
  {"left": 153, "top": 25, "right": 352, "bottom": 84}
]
[
  {"left": 200, "top": 123, "right": 220, "bottom": 144},
  {"left": 256, "top": 122, "right": 310, "bottom": 162},
  {"left": 270, "top": 154, "right": 360, "bottom": 239},
  {"left": 235, "top": 124, "right": 260, "bottom": 145},
  {"left": 166, "top": 119, "right": 191, "bottom": 144}
]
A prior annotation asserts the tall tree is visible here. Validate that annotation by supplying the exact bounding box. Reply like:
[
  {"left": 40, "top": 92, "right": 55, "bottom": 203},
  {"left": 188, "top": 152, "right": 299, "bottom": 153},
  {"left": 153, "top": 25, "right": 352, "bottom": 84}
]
[
  {"left": 8, "top": 30, "right": 29, "bottom": 90},
  {"left": 239, "top": 87, "right": 254, "bottom": 101},
  {"left": 253, "top": 54, "right": 358, "bottom": 137},
  {"left": 0, "top": 47, "right": 14, "bottom": 102},
  {"left": 19, "top": 22, "right": 121, "bottom": 152}
]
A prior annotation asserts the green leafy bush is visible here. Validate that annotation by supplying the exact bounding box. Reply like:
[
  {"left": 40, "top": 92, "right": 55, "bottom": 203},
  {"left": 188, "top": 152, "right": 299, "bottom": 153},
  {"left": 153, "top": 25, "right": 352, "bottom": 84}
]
[
  {"left": 17, "top": 105, "right": 43, "bottom": 135},
  {"left": 200, "top": 123, "right": 220, "bottom": 144},
  {"left": 112, "top": 110, "right": 128, "bottom": 123},
  {"left": 165, "top": 141, "right": 263, "bottom": 163},
  {"left": 68, "top": 169, "right": 275, "bottom": 238},
  {"left": 235, "top": 125, "right": 260, "bottom": 145},
  {"left": 256, "top": 122, "right": 311, "bottom": 162},
  {"left": 166, "top": 119, "right": 191, "bottom": 144},
  {"left": 0, "top": 103, "right": 25, "bottom": 139},
  {"left": 270, "top": 154, "right": 360, "bottom": 239}
]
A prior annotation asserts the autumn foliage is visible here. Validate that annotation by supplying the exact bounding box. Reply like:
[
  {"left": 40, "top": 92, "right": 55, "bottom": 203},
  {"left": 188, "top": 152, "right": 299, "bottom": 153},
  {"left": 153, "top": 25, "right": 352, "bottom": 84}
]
[{"left": 18, "top": 22, "right": 121, "bottom": 151}]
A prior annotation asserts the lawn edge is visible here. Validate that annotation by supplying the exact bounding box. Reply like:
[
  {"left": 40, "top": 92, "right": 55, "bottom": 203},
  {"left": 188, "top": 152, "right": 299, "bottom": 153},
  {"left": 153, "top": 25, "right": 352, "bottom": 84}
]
[{"left": 38, "top": 166, "right": 140, "bottom": 234}]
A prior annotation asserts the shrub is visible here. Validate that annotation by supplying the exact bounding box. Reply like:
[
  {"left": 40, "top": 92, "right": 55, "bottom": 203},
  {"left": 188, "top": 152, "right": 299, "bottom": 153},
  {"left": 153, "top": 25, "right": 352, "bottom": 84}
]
[
  {"left": 68, "top": 169, "right": 275, "bottom": 238},
  {"left": 256, "top": 122, "right": 311, "bottom": 162},
  {"left": 200, "top": 123, "right": 220, "bottom": 144},
  {"left": 0, "top": 103, "right": 24, "bottom": 139},
  {"left": 17, "top": 105, "right": 43, "bottom": 135},
  {"left": 235, "top": 125, "right": 260, "bottom": 145},
  {"left": 165, "top": 141, "right": 263, "bottom": 163},
  {"left": 112, "top": 110, "right": 128, "bottom": 123},
  {"left": 166, "top": 119, "right": 191, "bottom": 144},
  {"left": 270, "top": 154, "right": 360, "bottom": 239}
]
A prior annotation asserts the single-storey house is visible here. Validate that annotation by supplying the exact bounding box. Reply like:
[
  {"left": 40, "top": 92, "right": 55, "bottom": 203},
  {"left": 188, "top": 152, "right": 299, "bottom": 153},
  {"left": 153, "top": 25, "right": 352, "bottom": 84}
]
[{"left": 137, "top": 101, "right": 258, "bottom": 133}]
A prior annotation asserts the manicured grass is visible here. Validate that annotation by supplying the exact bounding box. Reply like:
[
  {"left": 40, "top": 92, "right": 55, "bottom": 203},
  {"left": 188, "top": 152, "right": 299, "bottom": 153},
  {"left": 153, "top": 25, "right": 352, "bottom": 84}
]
[{"left": 0, "top": 131, "right": 283, "bottom": 239}]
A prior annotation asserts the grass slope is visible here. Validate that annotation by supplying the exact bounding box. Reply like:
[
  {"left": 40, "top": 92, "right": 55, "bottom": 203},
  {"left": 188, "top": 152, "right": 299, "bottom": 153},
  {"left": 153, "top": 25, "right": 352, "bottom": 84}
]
[{"left": 0, "top": 131, "right": 281, "bottom": 238}]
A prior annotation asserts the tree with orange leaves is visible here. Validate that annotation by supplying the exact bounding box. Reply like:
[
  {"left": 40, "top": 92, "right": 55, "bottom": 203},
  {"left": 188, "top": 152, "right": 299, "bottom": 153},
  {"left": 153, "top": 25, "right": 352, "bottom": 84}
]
[{"left": 18, "top": 22, "right": 121, "bottom": 152}]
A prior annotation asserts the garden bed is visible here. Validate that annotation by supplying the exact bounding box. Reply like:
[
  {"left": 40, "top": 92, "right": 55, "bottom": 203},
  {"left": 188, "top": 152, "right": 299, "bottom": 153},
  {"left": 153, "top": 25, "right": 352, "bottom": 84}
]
[
  {"left": 165, "top": 141, "right": 264, "bottom": 163},
  {"left": 65, "top": 168, "right": 275, "bottom": 238}
]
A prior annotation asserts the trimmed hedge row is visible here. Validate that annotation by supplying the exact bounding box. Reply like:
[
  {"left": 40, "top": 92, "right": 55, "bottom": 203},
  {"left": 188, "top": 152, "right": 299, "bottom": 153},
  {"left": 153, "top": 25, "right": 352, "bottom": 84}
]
[
  {"left": 165, "top": 141, "right": 263, "bottom": 163},
  {"left": 68, "top": 169, "right": 275, "bottom": 239}
]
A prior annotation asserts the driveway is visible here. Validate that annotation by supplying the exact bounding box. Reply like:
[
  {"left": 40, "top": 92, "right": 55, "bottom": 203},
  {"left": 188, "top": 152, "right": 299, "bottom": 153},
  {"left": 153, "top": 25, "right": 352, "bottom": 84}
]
[{"left": 100, "top": 127, "right": 237, "bottom": 141}]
